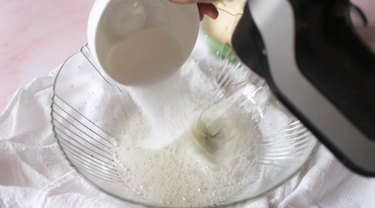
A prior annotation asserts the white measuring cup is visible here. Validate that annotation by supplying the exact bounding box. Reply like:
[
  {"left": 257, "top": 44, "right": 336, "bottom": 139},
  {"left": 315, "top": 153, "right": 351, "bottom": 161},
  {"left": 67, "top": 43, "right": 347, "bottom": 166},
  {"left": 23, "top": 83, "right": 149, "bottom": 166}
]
[{"left": 87, "top": 0, "right": 200, "bottom": 86}]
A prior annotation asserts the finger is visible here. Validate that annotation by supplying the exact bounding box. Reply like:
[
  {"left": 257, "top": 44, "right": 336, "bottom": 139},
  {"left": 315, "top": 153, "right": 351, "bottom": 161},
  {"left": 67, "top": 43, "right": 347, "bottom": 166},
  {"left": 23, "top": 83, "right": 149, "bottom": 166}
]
[{"left": 198, "top": 3, "right": 219, "bottom": 20}]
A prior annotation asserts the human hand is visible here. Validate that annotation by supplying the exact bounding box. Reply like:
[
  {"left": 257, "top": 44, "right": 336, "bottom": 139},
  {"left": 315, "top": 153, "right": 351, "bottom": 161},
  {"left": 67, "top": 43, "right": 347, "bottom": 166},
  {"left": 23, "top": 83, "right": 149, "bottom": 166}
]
[{"left": 169, "top": 0, "right": 219, "bottom": 20}]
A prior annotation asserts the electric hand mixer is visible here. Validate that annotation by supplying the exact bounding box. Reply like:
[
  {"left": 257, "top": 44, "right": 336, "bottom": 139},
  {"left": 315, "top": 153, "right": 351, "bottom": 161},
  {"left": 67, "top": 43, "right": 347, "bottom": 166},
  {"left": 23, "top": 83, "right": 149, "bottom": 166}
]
[{"left": 232, "top": 0, "right": 375, "bottom": 176}]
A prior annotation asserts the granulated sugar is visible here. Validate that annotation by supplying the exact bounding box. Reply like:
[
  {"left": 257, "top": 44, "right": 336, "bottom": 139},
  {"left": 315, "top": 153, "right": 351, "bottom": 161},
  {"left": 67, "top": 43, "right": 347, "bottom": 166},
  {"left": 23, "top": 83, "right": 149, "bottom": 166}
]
[{"left": 113, "top": 57, "right": 282, "bottom": 207}]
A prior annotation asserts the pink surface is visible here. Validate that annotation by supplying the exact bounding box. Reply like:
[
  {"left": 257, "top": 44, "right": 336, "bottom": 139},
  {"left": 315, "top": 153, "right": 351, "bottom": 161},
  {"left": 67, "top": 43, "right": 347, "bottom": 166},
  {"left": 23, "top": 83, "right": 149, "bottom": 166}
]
[
  {"left": 0, "top": 0, "right": 374, "bottom": 113},
  {"left": 0, "top": 0, "right": 93, "bottom": 112}
]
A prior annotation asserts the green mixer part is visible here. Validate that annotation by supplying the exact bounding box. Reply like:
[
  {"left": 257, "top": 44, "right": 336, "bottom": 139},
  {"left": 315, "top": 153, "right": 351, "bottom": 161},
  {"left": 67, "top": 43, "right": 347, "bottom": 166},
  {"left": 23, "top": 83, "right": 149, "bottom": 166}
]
[{"left": 206, "top": 35, "right": 236, "bottom": 60}]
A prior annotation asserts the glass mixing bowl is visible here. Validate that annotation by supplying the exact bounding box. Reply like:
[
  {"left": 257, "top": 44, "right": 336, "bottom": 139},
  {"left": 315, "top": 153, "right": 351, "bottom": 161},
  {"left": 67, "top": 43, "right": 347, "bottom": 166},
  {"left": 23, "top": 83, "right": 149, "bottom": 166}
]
[{"left": 51, "top": 42, "right": 317, "bottom": 207}]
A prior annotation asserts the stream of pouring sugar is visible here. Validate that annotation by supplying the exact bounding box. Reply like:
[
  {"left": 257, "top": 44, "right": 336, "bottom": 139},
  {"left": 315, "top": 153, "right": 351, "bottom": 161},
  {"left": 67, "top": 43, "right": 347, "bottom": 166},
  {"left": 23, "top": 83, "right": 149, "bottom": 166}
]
[{"left": 125, "top": 69, "right": 199, "bottom": 150}]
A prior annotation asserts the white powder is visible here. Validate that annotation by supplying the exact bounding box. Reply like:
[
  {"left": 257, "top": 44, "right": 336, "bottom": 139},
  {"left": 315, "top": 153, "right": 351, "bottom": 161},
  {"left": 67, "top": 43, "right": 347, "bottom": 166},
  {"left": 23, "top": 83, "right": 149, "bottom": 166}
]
[
  {"left": 110, "top": 57, "right": 272, "bottom": 207},
  {"left": 124, "top": 72, "right": 198, "bottom": 150}
]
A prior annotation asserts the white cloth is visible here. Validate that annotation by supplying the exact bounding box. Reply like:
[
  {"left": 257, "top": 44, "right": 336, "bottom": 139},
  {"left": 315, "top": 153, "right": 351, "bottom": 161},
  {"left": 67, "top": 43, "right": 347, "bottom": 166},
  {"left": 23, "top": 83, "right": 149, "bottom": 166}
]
[{"left": 0, "top": 72, "right": 374, "bottom": 208}]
